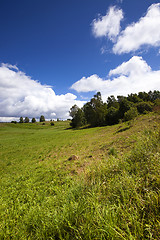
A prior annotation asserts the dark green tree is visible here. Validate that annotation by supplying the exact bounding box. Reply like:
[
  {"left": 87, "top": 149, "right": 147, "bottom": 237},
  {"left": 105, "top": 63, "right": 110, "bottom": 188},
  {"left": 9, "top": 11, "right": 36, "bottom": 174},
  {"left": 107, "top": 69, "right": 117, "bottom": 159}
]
[
  {"left": 148, "top": 90, "right": 160, "bottom": 101},
  {"left": 105, "top": 107, "right": 119, "bottom": 125},
  {"left": 70, "top": 105, "right": 86, "bottom": 128},
  {"left": 70, "top": 108, "right": 86, "bottom": 128},
  {"left": 117, "top": 96, "right": 133, "bottom": 118},
  {"left": 127, "top": 93, "right": 142, "bottom": 103},
  {"left": 40, "top": 115, "right": 45, "bottom": 122},
  {"left": 138, "top": 92, "right": 150, "bottom": 102},
  {"left": 24, "top": 117, "right": 29, "bottom": 123},
  {"left": 19, "top": 117, "right": 23, "bottom": 123},
  {"left": 136, "top": 102, "right": 153, "bottom": 114},
  {"left": 32, "top": 118, "right": 36, "bottom": 123},
  {"left": 107, "top": 95, "right": 119, "bottom": 109},
  {"left": 83, "top": 92, "right": 107, "bottom": 127}
]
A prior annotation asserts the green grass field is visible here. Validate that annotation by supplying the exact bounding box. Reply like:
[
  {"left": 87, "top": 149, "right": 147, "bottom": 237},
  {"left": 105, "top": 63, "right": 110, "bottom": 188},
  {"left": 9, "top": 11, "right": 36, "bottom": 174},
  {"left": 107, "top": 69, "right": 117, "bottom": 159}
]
[{"left": 0, "top": 114, "right": 160, "bottom": 239}]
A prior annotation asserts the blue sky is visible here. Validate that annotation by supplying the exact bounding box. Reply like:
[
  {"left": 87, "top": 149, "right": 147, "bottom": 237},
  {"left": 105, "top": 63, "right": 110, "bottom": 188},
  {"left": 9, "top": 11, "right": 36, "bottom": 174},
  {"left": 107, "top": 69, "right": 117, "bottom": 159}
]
[{"left": 0, "top": 0, "right": 160, "bottom": 121}]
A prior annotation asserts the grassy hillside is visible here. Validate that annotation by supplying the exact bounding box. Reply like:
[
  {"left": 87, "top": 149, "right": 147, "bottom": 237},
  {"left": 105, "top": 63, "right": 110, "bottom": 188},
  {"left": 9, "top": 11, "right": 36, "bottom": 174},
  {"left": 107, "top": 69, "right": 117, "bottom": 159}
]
[{"left": 0, "top": 114, "right": 160, "bottom": 239}]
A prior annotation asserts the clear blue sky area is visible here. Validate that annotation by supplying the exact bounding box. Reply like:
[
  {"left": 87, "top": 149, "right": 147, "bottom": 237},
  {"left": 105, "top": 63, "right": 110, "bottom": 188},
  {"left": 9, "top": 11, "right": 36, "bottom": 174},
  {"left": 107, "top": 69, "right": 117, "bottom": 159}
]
[
  {"left": 0, "top": 0, "right": 159, "bottom": 93},
  {"left": 0, "top": 0, "right": 160, "bottom": 120}
]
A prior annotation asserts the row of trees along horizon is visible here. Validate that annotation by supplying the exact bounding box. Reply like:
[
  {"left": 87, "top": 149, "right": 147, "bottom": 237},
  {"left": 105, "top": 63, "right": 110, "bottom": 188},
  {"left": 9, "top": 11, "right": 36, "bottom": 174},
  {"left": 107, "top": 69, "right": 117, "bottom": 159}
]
[
  {"left": 69, "top": 90, "right": 160, "bottom": 128},
  {"left": 11, "top": 115, "right": 46, "bottom": 124}
]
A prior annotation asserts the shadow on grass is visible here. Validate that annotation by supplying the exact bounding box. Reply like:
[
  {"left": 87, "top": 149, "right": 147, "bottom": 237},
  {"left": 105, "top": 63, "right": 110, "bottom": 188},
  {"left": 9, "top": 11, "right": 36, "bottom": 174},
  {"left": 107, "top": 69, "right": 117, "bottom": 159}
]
[{"left": 116, "top": 126, "right": 130, "bottom": 133}]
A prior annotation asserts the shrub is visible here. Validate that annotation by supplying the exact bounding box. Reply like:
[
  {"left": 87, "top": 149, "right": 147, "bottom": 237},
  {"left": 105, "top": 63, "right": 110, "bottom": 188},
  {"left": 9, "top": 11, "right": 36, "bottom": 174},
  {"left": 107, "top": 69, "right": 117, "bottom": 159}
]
[
  {"left": 136, "top": 101, "right": 153, "bottom": 114},
  {"left": 50, "top": 122, "right": 55, "bottom": 126},
  {"left": 11, "top": 121, "right": 17, "bottom": 124},
  {"left": 124, "top": 107, "right": 138, "bottom": 121}
]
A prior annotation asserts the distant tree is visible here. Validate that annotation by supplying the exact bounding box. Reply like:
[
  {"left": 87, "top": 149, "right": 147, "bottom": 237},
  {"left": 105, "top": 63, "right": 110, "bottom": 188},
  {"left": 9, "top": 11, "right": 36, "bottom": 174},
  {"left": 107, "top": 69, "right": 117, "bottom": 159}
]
[
  {"left": 24, "top": 117, "right": 29, "bottom": 123},
  {"left": 32, "top": 118, "right": 36, "bottom": 123},
  {"left": 11, "top": 121, "right": 17, "bottom": 124},
  {"left": 50, "top": 121, "right": 55, "bottom": 126},
  {"left": 40, "top": 115, "right": 45, "bottom": 122},
  {"left": 19, "top": 117, "right": 23, "bottom": 123}
]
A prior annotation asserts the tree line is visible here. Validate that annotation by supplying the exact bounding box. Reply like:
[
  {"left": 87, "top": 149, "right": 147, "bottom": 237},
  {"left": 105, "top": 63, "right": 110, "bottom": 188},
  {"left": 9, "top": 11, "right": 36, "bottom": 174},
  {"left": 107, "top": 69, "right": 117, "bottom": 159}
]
[
  {"left": 11, "top": 115, "right": 45, "bottom": 124},
  {"left": 69, "top": 90, "right": 160, "bottom": 128}
]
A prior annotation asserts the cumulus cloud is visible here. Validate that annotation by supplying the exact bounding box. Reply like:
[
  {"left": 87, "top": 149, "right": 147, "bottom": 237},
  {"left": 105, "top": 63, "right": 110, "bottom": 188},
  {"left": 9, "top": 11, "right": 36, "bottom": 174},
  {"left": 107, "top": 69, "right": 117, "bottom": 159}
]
[
  {"left": 92, "top": 6, "right": 123, "bottom": 41},
  {"left": 108, "top": 56, "right": 151, "bottom": 76},
  {"left": 0, "top": 64, "right": 84, "bottom": 121},
  {"left": 113, "top": 3, "right": 160, "bottom": 54},
  {"left": 71, "top": 56, "right": 160, "bottom": 100},
  {"left": 70, "top": 74, "right": 106, "bottom": 93}
]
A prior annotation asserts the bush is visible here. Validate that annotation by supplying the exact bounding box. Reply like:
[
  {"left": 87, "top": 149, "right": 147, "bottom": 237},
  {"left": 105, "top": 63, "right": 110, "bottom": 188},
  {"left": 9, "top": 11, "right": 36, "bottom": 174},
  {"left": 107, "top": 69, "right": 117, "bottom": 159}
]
[
  {"left": 50, "top": 122, "right": 55, "bottom": 126},
  {"left": 124, "top": 107, "right": 138, "bottom": 121},
  {"left": 136, "top": 101, "right": 153, "bottom": 114},
  {"left": 11, "top": 121, "right": 17, "bottom": 124}
]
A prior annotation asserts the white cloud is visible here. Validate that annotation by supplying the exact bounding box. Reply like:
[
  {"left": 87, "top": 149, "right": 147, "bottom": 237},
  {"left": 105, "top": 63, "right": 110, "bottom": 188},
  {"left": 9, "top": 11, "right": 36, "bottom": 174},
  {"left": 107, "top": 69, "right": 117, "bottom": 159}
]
[
  {"left": 0, "top": 64, "right": 84, "bottom": 121},
  {"left": 113, "top": 3, "right": 160, "bottom": 54},
  {"left": 92, "top": 6, "right": 123, "bottom": 41},
  {"left": 71, "top": 74, "right": 106, "bottom": 93},
  {"left": 71, "top": 56, "right": 160, "bottom": 100},
  {"left": 109, "top": 56, "right": 151, "bottom": 76}
]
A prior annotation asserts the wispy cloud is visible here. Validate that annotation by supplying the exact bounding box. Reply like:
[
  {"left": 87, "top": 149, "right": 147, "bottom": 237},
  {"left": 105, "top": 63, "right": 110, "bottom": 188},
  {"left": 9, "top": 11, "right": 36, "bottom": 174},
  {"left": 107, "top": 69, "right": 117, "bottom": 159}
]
[
  {"left": 92, "top": 6, "right": 123, "bottom": 41},
  {"left": 0, "top": 64, "right": 84, "bottom": 120},
  {"left": 71, "top": 56, "right": 160, "bottom": 100}
]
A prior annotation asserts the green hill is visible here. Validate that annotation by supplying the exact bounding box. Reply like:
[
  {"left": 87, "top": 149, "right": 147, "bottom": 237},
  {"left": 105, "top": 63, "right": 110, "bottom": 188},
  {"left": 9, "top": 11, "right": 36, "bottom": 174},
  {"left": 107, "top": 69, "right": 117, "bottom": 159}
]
[{"left": 0, "top": 113, "right": 160, "bottom": 239}]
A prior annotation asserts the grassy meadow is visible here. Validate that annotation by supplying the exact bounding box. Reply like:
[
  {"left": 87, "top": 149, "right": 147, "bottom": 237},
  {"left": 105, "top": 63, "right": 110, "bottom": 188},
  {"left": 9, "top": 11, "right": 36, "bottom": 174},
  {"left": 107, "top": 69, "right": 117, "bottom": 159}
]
[{"left": 0, "top": 113, "right": 160, "bottom": 239}]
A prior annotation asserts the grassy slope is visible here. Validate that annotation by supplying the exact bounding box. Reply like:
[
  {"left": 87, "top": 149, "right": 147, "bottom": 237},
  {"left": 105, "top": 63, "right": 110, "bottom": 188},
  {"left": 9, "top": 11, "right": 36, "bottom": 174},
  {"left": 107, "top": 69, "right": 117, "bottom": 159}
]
[{"left": 0, "top": 114, "right": 160, "bottom": 239}]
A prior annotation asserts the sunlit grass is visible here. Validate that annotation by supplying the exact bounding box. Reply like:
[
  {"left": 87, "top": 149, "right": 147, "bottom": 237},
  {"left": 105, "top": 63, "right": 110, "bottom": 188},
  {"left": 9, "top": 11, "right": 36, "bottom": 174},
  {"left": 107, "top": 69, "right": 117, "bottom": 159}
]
[{"left": 0, "top": 114, "right": 160, "bottom": 239}]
